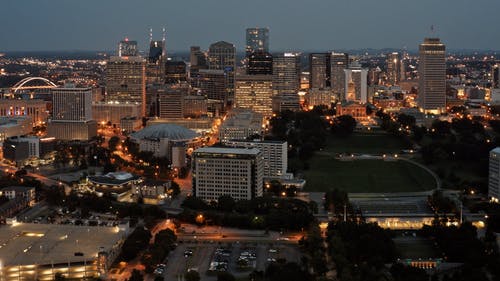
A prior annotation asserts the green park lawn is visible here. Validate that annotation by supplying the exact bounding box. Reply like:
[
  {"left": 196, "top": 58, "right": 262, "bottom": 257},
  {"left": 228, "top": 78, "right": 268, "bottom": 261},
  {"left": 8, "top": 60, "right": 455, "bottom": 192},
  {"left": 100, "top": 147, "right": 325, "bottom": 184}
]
[
  {"left": 303, "top": 158, "right": 437, "bottom": 193},
  {"left": 322, "top": 131, "right": 411, "bottom": 154}
]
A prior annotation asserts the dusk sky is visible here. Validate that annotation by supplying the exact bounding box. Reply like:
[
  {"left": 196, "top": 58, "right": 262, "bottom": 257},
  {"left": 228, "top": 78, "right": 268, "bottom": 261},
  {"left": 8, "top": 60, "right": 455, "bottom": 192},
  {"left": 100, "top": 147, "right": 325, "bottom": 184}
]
[{"left": 1, "top": 0, "right": 498, "bottom": 52}]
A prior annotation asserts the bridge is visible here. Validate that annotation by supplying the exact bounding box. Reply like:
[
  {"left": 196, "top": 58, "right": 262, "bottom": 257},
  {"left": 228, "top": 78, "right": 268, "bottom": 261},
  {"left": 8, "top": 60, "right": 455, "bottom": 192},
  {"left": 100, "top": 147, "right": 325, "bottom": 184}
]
[{"left": 11, "top": 77, "right": 57, "bottom": 93}]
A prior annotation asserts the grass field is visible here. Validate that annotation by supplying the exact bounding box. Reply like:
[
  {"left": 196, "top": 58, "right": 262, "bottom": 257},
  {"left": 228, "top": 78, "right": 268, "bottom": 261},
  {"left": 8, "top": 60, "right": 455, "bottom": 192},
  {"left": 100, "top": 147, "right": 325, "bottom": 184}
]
[
  {"left": 322, "top": 131, "right": 411, "bottom": 154},
  {"left": 394, "top": 237, "right": 440, "bottom": 259},
  {"left": 303, "top": 158, "right": 437, "bottom": 193}
]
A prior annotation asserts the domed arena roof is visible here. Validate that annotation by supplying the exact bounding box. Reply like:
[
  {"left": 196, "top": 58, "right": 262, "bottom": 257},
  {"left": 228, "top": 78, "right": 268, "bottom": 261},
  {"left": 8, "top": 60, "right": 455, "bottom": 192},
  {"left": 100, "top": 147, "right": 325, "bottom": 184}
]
[{"left": 131, "top": 124, "right": 199, "bottom": 141}]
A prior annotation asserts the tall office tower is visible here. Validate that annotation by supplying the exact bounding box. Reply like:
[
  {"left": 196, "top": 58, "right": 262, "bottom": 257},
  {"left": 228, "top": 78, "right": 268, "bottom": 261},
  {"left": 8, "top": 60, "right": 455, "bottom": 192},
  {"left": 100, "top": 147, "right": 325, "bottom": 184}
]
[
  {"left": 189, "top": 46, "right": 208, "bottom": 87},
  {"left": 330, "top": 52, "right": 349, "bottom": 95},
  {"left": 118, "top": 39, "right": 138, "bottom": 57},
  {"left": 198, "top": 69, "right": 227, "bottom": 103},
  {"left": 106, "top": 54, "right": 147, "bottom": 116},
  {"left": 183, "top": 95, "right": 208, "bottom": 118},
  {"left": 418, "top": 38, "right": 446, "bottom": 113},
  {"left": 488, "top": 147, "right": 500, "bottom": 202},
  {"left": 272, "top": 53, "right": 301, "bottom": 95},
  {"left": 235, "top": 74, "right": 274, "bottom": 117},
  {"left": 310, "top": 53, "right": 331, "bottom": 89},
  {"left": 492, "top": 64, "right": 500, "bottom": 88},
  {"left": 208, "top": 41, "right": 236, "bottom": 104},
  {"left": 146, "top": 40, "right": 166, "bottom": 84},
  {"left": 248, "top": 51, "right": 273, "bottom": 75},
  {"left": 245, "top": 27, "right": 269, "bottom": 56},
  {"left": 192, "top": 147, "right": 264, "bottom": 201},
  {"left": 47, "top": 86, "right": 97, "bottom": 140},
  {"left": 158, "top": 84, "right": 189, "bottom": 119},
  {"left": 165, "top": 61, "right": 187, "bottom": 84},
  {"left": 386, "top": 52, "right": 401, "bottom": 86},
  {"left": 344, "top": 62, "right": 368, "bottom": 103}
]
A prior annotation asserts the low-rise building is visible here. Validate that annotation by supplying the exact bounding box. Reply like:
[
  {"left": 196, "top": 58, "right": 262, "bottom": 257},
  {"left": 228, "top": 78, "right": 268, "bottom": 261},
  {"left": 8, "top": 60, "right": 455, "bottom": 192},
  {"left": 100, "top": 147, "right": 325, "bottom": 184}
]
[
  {"left": 92, "top": 102, "right": 142, "bottom": 128},
  {"left": 0, "top": 223, "right": 128, "bottom": 281},
  {"left": 0, "top": 186, "right": 36, "bottom": 205},
  {"left": 219, "top": 109, "right": 263, "bottom": 142},
  {"left": 132, "top": 180, "right": 171, "bottom": 205},
  {"left": 0, "top": 99, "right": 48, "bottom": 127},
  {"left": 336, "top": 101, "right": 368, "bottom": 120},
  {"left": 0, "top": 116, "right": 32, "bottom": 142}
]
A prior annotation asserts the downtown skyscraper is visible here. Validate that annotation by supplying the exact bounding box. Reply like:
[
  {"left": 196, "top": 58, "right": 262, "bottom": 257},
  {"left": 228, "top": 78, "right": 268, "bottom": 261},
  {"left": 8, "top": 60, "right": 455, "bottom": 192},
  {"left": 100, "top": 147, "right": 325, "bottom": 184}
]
[
  {"left": 418, "top": 38, "right": 446, "bottom": 113},
  {"left": 208, "top": 41, "right": 236, "bottom": 105},
  {"left": 245, "top": 27, "right": 269, "bottom": 56},
  {"left": 106, "top": 39, "right": 147, "bottom": 116}
]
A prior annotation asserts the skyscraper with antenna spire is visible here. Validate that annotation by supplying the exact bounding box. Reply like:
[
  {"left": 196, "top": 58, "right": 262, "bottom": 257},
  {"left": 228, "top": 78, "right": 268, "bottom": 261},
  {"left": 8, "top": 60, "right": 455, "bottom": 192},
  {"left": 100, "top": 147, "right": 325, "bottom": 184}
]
[{"left": 146, "top": 28, "right": 167, "bottom": 84}]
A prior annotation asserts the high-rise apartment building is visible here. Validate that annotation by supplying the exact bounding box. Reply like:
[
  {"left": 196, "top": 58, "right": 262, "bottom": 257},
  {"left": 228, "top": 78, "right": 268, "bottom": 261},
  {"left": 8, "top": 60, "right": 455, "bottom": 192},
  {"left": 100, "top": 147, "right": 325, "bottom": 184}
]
[
  {"left": 310, "top": 53, "right": 331, "bottom": 89},
  {"left": 272, "top": 53, "right": 301, "bottom": 95},
  {"left": 386, "top": 52, "right": 401, "bottom": 86},
  {"left": 488, "top": 147, "right": 500, "bottom": 202},
  {"left": 192, "top": 147, "right": 264, "bottom": 201},
  {"left": 331, "top": 52, "right": 349, "bottom": 95},
  {"left": 106, "top": 55, "right": 146, "bottom": 116},
  {"left": 418, "top": 38, "right": 446, "bottom": 113},
  {"left": 235, "top": 74, "right": 274, "bottom": 117},
  {"left": 51, "top": 87, "right": 92, "bottom": 121},
  {"left": 245, "top": 27, "right": 269, "bottom": 56},
  {"left": 248, "top": 51, "right": 273, "bottom": 75},
  {"left": 344, "top": 62, "right": 368, "bottom": 103}
]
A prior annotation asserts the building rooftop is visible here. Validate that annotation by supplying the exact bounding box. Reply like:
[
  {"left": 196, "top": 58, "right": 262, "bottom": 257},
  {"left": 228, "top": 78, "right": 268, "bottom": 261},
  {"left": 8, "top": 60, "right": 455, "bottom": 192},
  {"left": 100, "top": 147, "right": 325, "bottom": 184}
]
[
  {"left": 1, "top": 186, "right": 34, "bottom": 193},
  {"left": 87, "top": 171, "right": 139, "bottom": 186},
  {"left": 491, "top": 147, "right": 500, "bottom": 154},
  {"left": 131, "top": 123, "right": 199, "bottom": 141},
  {"left": 194, "top": 147, "right": 261, "bottom": 156},
  {"left": 0, "top": 223, "right": 125, "bottom": 266},
  {"left": 221, "top": 109, "right": 263, "bottom": 128}
]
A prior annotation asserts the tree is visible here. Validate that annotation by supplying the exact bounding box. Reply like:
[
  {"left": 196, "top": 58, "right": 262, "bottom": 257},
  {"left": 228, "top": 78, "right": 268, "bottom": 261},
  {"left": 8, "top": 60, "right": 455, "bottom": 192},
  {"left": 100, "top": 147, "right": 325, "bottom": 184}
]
[
  {"left": 397, "top": 114, "right": 416, "bottom": 128},
  {"left": 185, "top": 270, "right": 200, "bottom": 281},
  {"left": 217, "top": 195, "right": 236, "bottom": 212},
  {"left": 128, "top": 269, "right": 143, "bottom": 281},
  {"left": 331, "top": 115, "right": 357, "bottom": 137},
  {"left": 108, "top": 136, "right": 121, "bottom": 152},
  {"left": 217, "top": 272, "right": 236, "bottom": 281},
  {"left": 170, "top": 181, "right": 181, "bottom": 197}
]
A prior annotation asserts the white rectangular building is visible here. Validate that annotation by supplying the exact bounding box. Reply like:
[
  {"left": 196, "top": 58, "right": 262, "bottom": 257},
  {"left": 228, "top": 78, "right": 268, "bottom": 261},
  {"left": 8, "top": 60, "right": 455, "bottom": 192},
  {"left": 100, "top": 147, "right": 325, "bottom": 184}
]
[
  {"left": 192, "top": 147, "right": 263, "bottom": 201},
  {"left": 219, "top": 109, "right": 263, "bottom": 142},
  {"left": 225, "top": 140, "right": 287, "bottom": 178},
  {"left": 489, "top": 147, "right": 500, "bottom": 202}
]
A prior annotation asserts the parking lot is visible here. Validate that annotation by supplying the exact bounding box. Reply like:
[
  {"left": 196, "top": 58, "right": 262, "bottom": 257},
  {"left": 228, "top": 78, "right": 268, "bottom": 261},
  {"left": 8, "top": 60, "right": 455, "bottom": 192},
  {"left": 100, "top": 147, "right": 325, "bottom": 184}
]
[{"left": 163, "top": 241, "right": 302, "bottom": 281}]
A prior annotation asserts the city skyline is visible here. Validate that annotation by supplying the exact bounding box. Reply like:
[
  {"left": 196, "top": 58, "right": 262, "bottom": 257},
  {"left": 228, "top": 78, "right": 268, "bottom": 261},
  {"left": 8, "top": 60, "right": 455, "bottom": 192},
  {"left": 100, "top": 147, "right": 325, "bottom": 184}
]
[{"left": 1, "top": 0, "right": 499, "bottom": 52}]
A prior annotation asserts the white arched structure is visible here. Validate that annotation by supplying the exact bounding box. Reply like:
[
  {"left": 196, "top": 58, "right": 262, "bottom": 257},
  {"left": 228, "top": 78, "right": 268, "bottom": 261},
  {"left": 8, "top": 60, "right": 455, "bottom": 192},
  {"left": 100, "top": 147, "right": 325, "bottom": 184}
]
[{"left": 12, "top": 77, "right": 57, "bottom": 93}]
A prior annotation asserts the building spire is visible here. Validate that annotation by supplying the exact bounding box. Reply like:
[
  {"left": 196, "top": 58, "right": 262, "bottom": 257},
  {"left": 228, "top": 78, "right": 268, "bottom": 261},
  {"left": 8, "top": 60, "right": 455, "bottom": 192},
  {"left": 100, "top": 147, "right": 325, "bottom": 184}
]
[
  {"left": 149, "top": 27, "right": 153, "bottom": 43},
  {"left": 162, "top": 27, "right": 166, "bottom": 57}
]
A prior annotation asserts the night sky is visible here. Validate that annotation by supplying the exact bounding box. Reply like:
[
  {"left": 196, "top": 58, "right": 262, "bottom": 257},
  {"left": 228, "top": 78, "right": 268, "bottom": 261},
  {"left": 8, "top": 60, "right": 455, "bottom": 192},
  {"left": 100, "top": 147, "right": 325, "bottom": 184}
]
[{"left": 1, "top": 0, "right": 498, "bottom": 52}]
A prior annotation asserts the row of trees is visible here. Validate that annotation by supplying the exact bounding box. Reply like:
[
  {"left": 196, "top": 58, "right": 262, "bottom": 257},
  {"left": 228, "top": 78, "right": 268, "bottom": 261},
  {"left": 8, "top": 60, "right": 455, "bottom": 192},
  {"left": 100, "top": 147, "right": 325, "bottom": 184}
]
[{"left": 180, "top": 195, "right": 315, "bottom": 230}]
